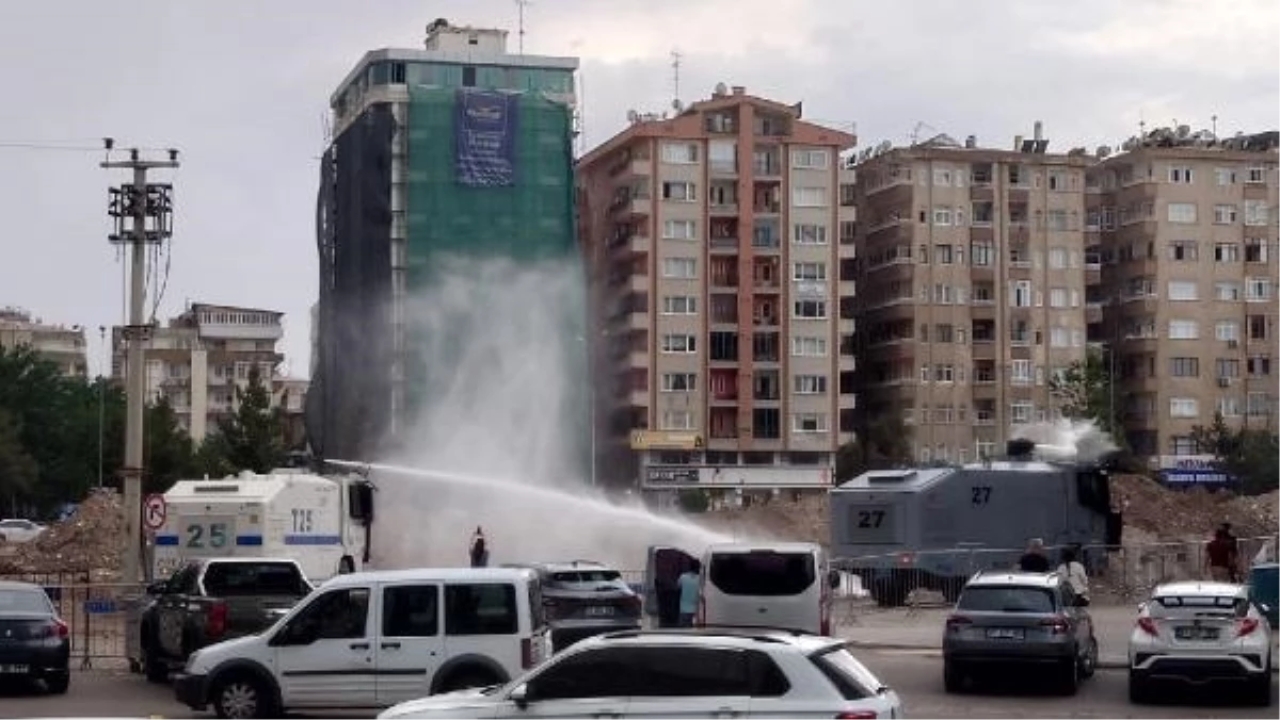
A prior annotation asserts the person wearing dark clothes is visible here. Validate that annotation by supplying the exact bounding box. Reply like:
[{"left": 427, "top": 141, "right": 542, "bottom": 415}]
[
  {"left": 469, "top": 526, "right": 489, "bottom": 568},
  {"left": 1206, "top": 528, "right": 1237, "bottom": 582},
  {"left": 1018, "top": 538, "right": 1051, "bottom": 572}
]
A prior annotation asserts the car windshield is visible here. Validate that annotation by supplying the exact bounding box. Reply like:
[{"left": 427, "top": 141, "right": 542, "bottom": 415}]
[
  {"left": 551, "top": 570, "right": 622, "bottom": 584},
  {"left": 957, "top": 586, "right": 1056, "bottom": 613},
  {"left": 0, "top": 589, "right": 52, "bottom": 614}
]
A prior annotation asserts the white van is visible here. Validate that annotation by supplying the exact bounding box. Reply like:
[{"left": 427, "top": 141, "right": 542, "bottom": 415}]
[
  {"left": 698, "top": 543, "right": 839, "bottom": 635},
  {"left": 174, "top": 567, "right": 551, "bottom": 719}
]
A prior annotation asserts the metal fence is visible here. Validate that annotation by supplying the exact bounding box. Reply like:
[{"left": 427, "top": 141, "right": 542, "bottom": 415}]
[{"left": 0, "top": 571, "right": 144, "bottom": 669}]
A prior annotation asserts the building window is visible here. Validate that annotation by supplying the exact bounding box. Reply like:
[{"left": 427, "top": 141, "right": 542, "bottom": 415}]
[
  {"left": 1216, "top": 321, "right": 1239, "bottom": 342},
  {"left": 1011, "top": 360, "right": 1033, "bottom": 385},
  {"left": 1217, "top": 397, "right": 1241, "bottom": 417},
  {"left": 662, "top": 220, "right": 697, "bottom": 240},
  {"left": 1050, "top": 327, "right": 1070, "bottom": 348},
  {"left": 792, "top": 300, "right": 827, "bottom": 319},
  {"left": 792, "top": 262, "right": 826, "bottom": 281},
  {"left": 1215, "top": 243, "right": 1240, "bottom": 262},
  {"left": 1010, "top": 402, "right": 1033, "bottom": 424},
  {"left": 792, "top": 224, "right": 828, "bottom": 245},
  {"left": 1167, "top": 240, "right": 1198, "bottom": 261},
  {"left": 661, "top": 296, "right": 697, "bottom": 315},
  {"left": 1213, "top": 204, "right": 1238, "bottom": 224},
  {"left": 1170, "top": 436, "right": 1199, "bottom": 455},
  {"left": 793, "top": 375, "right": 828, "bottom": 394},
  {"left": 1246, "top": 277, "right": 1273, "bottom": 302},
  {"left": 462, "top": 66, "right": 476, "bottom": 87},
  {"left": 1169, "top": 357, "right": 1199, "bottom": 377},
  {"left": 1167, "top": 166, "right": 1194, "bottom": 184},
  {"left": 791, "top": 149, "right": 829, "bottom": 170},
  {"left": 1167, "top": 202, "right": 1197, "bottom": 224},
  {"left": 660, "top": 411, "right": 694, "bottom": 430},
  {"left": 792, "top": 413, "right": 828, "bottom": 433},
  {"left": 662, "top": 258, "right": 696, "bottom": 278},
  {"left": 970, "top": 242, "right": 994, "bottom": 266},
  {"left": 1216, "top": 282, "right": 1241, "bottom": 301},
  {"left": 932, "top": 206, "right": 952, "bottom": 226},
  {"left": 1243, "top": 200, "right": 1270, "bottom": 226},
  {"left": 1217, "top": 358, "right": 1241, "bottom": 378},
  {"left": 661, "top": 181, "right": 697, "bottom": 201},
  {"left": 1245, "top": 238, "right": 1269, "bottom": 263},
  {"left": 660, "top": 142, "right": 699, "bottom": 164},
  {"left": 1166, "top": 280, "right": 1198, "bottom": 301},
  {"left": 1215, "top": 167, "right": 1236, "bottom": 185},
  {"left": 1168, "top": 320, "right": 1199, "bottom": 340},
  {"left": 1010, "top": 280, "right": 1032, "bottom": 308},
  {"left": 1246, "top": 166, "right": 1266, "bottom": 184},
  {"left": 791, "top": 187, "right": 828, "bottom": 207},
  {"left": 1249, "top": 315, "right": 1269, "bottom": 341},
  {"left": 660, "top": 334, "right": 697, "bottom": 354},
  {"left": 1049, "top": 288, "right": 1068, "bottom": 308},
  {"left": 660, "top": 373, "right": 697, "bottom": 392},
  {"left": 790, "top": 336, "right": 827, "bottom": 357}
]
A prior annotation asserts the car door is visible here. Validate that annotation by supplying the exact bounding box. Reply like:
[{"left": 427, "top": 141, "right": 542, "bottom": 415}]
[
  {"left": 271, "top": 585, "right": 376, "bottom": 708},
  {"left": 646, "top": 547, "right": 697, "bottom": 628},
  {"left": 623, "top": 646, "right": 751, "bottom": 718},
  {"left": 511, "top": 646, "right": 635, "bottom": 717},
  {"left": 375, "top": 581, "right": 445, "bottom": 706},
  {"left": 155, "top": 564, "right": 199, "bottom": 658}
]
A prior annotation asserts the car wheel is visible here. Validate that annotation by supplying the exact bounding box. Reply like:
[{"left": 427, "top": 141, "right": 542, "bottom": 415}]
[
  {"left": 441, "top": 668, "right": 502, "bottom": 693},
  {"left": 144, "top": 648, "right": 169, "bottom": 684},
  {"left": 1128, "top": 670, "right": 1151, "bottom": 704},
  {"left": 943, "top": 660, "right": 965, "bottom": 694},
  {"left": 1079, "top": 637, "right": 1098, "bottom": 679},
  {"left": 212, "top": 673, "right": 276, "bottom": 720},
  {"left": 1056, "top": 658, "right": 1079, "bottom": 696},
  {"left": 44, "top": 671, "right": 70, "bottom": 695}
]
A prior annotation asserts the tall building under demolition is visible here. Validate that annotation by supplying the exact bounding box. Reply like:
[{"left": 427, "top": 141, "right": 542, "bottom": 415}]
[
  {"left": 309, "top": 20, "right": 580, "bottom": 461},
  {"left": 576, "top": 85, "right": 858, "bottom": 492}
]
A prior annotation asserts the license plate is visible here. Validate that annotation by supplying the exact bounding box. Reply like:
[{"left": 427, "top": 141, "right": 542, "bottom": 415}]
[
  {"left": 986, "top": 628, "right": 1025, "bottom": 640},
  {"left": 0, "top": 664, "right": 29, "bottom": 674},
  {"left": 1175, "top": 626, "right": 1219, "bottom": 640},
  {"left": 585, "top": 606, "right": 615, "bottom": 617}
]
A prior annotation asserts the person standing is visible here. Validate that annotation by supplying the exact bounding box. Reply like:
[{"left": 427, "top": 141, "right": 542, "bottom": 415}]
[
  {"left": 677, "top": 560, "right": 702, "bottom": 628},
  {"left": 1056, "top": 545, "right": 1090, "bottom": 605},
  {"left": 469, "top": 526, "right": 489, "bottom": 568},
  {"left": 1018, "top": 538, "right": 1051, "bottom": 572},
  {"left": 1205, "top": 527, "right": 1237, "bottom": 582}
]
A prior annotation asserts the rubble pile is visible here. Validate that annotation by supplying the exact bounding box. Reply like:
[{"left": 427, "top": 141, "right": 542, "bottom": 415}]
[
  {"left": 701, "top": 492, "right": 829, "bottom": 546},
  {"left": 0, "top": 489, "right": 125, "bottom": 576},
  {"left": 1111, "top": 474, "right": 1278, "bottom": 541}
]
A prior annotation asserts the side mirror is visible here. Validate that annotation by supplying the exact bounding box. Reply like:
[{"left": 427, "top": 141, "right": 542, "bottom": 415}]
[
  {"left": 828, "top": 569, "right": 841, "bottom": 590},
  {"left": 146, "top": 581, "right": 169, "bottom": 596},
  {"left": 509, "top": 683, "right": 530, "bottom": 709}
]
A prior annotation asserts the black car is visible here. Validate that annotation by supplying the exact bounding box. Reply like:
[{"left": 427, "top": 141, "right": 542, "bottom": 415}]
[
  {"left": 507, "top": 561, "right": 642, "bottom": 651},
  {"left": 0, "top": 581, "right": 71, "bottom": 694}
]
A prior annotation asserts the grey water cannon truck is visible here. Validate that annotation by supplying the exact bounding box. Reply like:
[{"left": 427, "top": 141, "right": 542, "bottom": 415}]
[{"left": 830, "top": 438, "right": 1123, "bottom": 606}]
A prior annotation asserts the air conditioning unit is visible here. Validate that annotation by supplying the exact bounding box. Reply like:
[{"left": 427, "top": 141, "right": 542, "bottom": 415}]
[
  {"left": 1218, "top": 377, "right": 1231, "bottom": 388},
  {"left": 1227, "top": 339, "right": 1239, "bottom": 348}
]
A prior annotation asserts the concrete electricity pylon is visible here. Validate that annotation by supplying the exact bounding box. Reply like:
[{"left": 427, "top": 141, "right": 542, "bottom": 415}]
[{"left": 102, "top": 143, "right": 179, "bottom": 584}]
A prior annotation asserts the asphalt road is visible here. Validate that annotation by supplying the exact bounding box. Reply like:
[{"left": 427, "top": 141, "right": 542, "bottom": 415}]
[{"left": 0, "top": 650, "right": 1275, "bottom": 719}]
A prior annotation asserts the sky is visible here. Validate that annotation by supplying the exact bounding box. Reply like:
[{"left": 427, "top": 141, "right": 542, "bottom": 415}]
[{"left": 0, "top": 0, "right": 1276, "bottom": 379}]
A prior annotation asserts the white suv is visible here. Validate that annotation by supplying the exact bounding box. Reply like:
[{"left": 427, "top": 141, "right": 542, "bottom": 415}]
[
  {"left": 1128, "top": 581, "right": 1273, "bottom": 706},
  {"left": 379, "top": 629, "right": 903, "bottom": 719}
]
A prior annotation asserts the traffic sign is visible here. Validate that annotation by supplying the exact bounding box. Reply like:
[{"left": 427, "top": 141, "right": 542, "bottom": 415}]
[{"left": 143, "top": 494, "right": 167, "bottom": 531}]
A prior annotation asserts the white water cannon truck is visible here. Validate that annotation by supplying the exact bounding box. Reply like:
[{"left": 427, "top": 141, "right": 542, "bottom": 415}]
[{"left": 150, "top": 468, "right": 376, "bottom": 583}]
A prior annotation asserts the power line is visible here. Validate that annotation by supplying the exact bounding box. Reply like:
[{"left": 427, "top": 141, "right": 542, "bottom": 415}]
[{"left": 0, "top": 141, "right": 175, "bottom": 153}]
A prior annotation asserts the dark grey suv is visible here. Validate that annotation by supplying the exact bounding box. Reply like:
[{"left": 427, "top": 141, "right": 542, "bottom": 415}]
[
  {"left": 505, "top": 561, "right": 642, "bottom": 651},
  {"left": 942, "top": 570, "right": 1098, "bottom": 695}
]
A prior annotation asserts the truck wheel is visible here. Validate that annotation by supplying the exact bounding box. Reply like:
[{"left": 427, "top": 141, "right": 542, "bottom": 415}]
[{"left": 212, "top": 672, "right": 277, "bottom": 719}]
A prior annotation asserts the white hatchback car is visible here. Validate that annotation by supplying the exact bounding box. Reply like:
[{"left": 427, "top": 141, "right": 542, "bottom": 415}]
[
  {"left": 379, "top": 628, "right": 903, "bottom": 719},
  {"left": 1128, "top": 581, "right": 1273, "bottom": 706},
  {"left": 0, "top": 518, "right": 45, "bottom": 544}
]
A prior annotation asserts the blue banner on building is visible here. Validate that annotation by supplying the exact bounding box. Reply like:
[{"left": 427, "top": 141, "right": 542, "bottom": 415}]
[{"left": 455, "top": 89, "right": 519, "bottom": 187}]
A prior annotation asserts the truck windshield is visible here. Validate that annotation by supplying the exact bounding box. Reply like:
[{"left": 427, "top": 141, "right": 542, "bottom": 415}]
[{"left": 203, "top": 562, "right": 310, "bottom": 597}]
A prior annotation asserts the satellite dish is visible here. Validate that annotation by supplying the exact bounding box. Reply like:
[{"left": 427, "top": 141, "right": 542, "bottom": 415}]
[
  {"left": 714, "top": 82, "right": 728, "bottom": 96},
  {"left": 626, "top": 109, "right": 639, "bottom": 123},
  {"left": 672, "top": 99, "right": 683, "bottom": 112},
  {"left": 876, "top": 140, "right": 892, "bottom": 155}
]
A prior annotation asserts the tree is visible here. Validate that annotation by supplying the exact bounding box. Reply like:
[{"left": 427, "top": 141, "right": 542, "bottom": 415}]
[
  {"left": 837, "top": 410, "right": 913, "bottom": 481},
  {"left": 208, "top": 365, "right": 284, "bottom": 474},
  {"left": 145, "top": 397, "right": 200, "bottom": 494},
  {"left": 1191, "top": 412, "right": 1280, "bottom": 496},
  {"left": 0, "top": 408, "right": 38, "bottom": 505}
]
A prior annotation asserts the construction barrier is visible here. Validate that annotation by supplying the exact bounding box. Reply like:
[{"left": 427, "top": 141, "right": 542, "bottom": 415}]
[{"left": 0, "top": 572, "right": 144, "bottom": 669}]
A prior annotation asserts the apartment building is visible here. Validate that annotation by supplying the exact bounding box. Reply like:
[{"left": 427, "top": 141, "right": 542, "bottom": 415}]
[
  {"left": 0, "top": 307, "right": 88, "bottom": 377},
  {"left": 1087, "top": 128, "right": 1279, "bottom": 471},
  {"left": 112, "top": 303, "right": 287, "bottom": 443},
  {"left": 852, "top": 125, "right": 1092, "bottom": 463},
  {"left": 576, "top": 84, "right": 857, "bottom": 493}
]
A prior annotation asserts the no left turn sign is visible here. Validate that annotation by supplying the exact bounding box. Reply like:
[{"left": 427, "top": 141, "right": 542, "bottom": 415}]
[{"left": 143, "top": 494, "right": 167, "bottom": 531}]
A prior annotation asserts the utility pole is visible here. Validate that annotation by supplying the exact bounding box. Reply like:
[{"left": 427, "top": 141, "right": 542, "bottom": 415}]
[
  {"left": 102, "top": 144, "right": 179, "bottom": 585},
  {"left": 98, "top": 325, "right": 106, "bottom": 489},
  {"left": 514, "top": 0, "right": 531, "bottom": 54}
]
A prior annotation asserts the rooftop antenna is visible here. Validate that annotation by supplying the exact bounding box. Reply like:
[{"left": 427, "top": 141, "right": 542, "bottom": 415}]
[
  {"left": 1211, "top": 114, "right": 1218, "bottom": 136},
  {"left": 514, "top": 0, "right": 531, "bottom": 55},
  {"left": 670, "top": 50, "right": 682, "bottom": 110}
]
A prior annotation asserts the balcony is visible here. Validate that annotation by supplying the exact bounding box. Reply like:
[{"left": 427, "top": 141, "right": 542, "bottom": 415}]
[
  {"left": 709, "top": 236, "right": 739, "bottom": 253},
  {"left": 627, "top": 350, "right": 647, "bottom": 368},
  {"left": 709, "top": 202, "right": 739, "bottom": 216},
  {"left": 709, "top": 159, "right": 738, "bottom": 177},
  {"left": 629, "top": 274, "right": 649, "bottom": 293}
]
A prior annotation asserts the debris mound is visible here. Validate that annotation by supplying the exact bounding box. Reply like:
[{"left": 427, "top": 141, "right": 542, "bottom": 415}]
[
  {"left": 701, "top": 492, "right": 828, "bottom": 546},
  {"left": 0, "top": 489, "right": 125, "bottom": 576},
  {"left": 1111, "top": 474, "right": 1278, "bottom": 540}
]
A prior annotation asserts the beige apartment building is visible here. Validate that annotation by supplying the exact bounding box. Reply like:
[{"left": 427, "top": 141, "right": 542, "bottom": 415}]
[
  {"left": 0, "top": 307, "right": 88, "bottom": 378},
  {"left": 111, "top": 302, "right": 297, "bottom": 444},
  {"left": 852, "top": 125, "right": 1092, "bottom": 463},
  {"left": 1087, "top": 129, "right": 1279, "bottom": 471},
  {"left": 576, "top": 85, "right": 857, "bottom": 492}
]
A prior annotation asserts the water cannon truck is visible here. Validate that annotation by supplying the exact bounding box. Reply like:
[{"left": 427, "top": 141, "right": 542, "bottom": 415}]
[
  {"left": 830, "top": 438, "right": 1123, "bottom": 606},
  {"left": 151, "top": 468, "right": 376, "bottom": 583}
]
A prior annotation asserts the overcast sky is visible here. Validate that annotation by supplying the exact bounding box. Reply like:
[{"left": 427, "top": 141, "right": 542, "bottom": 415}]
[{"left": 1, "top": 0, "right": 1276, "bottom": 379}]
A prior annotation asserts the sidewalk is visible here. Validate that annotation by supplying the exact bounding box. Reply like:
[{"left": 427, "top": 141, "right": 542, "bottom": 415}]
[{"left": 834, "top": 603, "right": 1279, "bottom": 672}]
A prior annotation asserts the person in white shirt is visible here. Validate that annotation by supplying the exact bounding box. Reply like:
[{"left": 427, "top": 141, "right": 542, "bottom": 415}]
[{"left": 1057, "top": 545, "right": 1090, "bottom": 606}]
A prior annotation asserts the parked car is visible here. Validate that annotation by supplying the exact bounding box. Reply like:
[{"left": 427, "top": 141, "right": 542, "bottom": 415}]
[
  {"left": 174, "top": 566, "right": 551, "bottom": 719},
  {"left": 504, "top": 560, "right": 641, "bottom": 650},
  {"left": 377, "top": 628, "right": 903, "bottom": 719},
  {"left": 0, "top": 519, "right": 46, "bottom": 544},
  {"left": 0, "top": 580, "right": 70, "bottom": 694},
  {"left": 133, "top": 557, "right": 313, "bottom": 683},
  {"left": 942, "top": 570, "right": 1097, "bottom": 695},
  {"left": 1128, "top": 581, "right": 1272, "bottom": 706}
]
